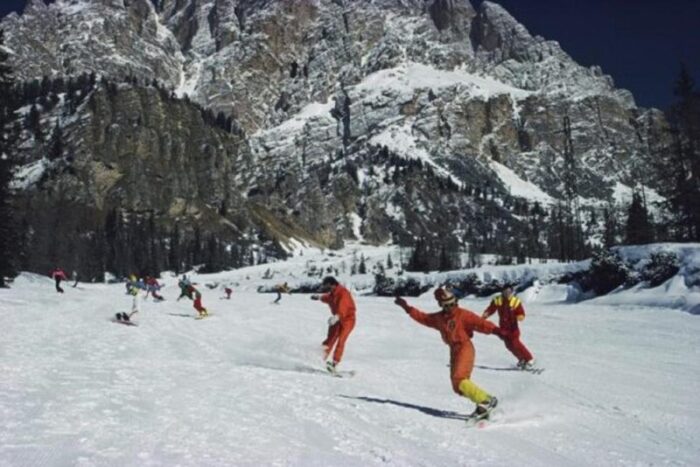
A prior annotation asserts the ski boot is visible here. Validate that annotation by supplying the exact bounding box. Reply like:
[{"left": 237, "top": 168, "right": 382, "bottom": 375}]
[
  {"left": 517, "top": 359, "right": 536, "bottom": 371},
  {"left": 469, "top": 396, "right": 498, "bottom": 422},
  {"left": 326, "top": 361, "right": 338, "bottom": 375},
  {"left": 115, "top": 312, "right": 130, "bottom": 322}
]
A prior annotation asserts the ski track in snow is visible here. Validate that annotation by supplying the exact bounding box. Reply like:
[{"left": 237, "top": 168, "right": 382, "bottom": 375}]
[{"left": 2, "top": 275, "right": 700, "bottom": 466}]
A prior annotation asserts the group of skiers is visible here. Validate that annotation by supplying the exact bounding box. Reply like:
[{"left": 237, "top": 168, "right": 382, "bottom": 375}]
[
  {"left": 48, "top": 267, "right": 535, "bottom": 422},
  {"left": 307, "top": 276, "right": 535, "bottom": 421},
  {"left": 394, "top": 284, "right": 535, "bottom": 420},
  {"left": 118, "top": 274, "right": 209, "bottom": 322}
]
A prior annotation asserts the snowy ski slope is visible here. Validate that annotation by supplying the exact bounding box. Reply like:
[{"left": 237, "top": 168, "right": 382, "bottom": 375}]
[{"left": 2, "top": 267, "right": 699, "bottom": 466}]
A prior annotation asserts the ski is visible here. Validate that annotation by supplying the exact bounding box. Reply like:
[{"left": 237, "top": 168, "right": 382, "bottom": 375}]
[
  {"left": 475, "top": 364, "right": 545, "bottom": 375},
  {"left": 465, "top": 415, "right": 490, "bottom": 428},
  {"left": 464, "top": 407, "right": 503, "bottom": 428},
  {"left": 113, "top": 313, "right": 137, "bottom": 326},
  {"left": 324, "top": 362, "right": 356, "bottom": 378},
  {"left": 327, "top": 369, "right": 356, "bottom": 378},
  {"left": 112, "top": 318, "right": 137, "bottom": 327}
]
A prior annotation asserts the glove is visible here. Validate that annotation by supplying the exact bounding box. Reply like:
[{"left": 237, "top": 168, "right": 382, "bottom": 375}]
[
  {"left": 394, "top": 296, "right": 410, "bottom": 311},
  {"left": 328, "top": 315, "right": 339, "bottom": 326},
  {"left": 311, "top": 294, "right": 320, "bottom": 301}
]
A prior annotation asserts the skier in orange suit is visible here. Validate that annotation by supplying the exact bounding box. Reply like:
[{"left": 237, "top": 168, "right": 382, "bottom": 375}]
[
  {"left": 311, "top": 276, "right": 356, "bottom": 374},
  {"left": 395, "top": 287, "right": 503, "bottom": 420}
]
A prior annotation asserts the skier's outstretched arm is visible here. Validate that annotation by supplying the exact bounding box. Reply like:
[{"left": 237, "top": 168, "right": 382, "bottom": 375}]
[
  {"left": 464, "top": 311, "right": 502, "bottom": 336},
  {"left": 394, "top": 297, "right": 439, "bottom": 329},
  {"left": 482, "top": 300, "right": 497, "bottom": 319}
]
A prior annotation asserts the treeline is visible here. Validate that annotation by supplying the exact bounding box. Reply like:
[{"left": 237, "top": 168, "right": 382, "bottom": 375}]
[
  {"left": 58, "top": 209, "right": 254, "bottom": 281},
  {"left": 105, "top": 209, "right": 253, "bottom": 279},
  {"left": 650, "top": 64, "right": 700, "bottom": 241},
  {"left": 12, "top": 71, "right": 243, "bottom": 144},
  {"left": 0, "top": 30, "right": 15, "bottom": 286}
]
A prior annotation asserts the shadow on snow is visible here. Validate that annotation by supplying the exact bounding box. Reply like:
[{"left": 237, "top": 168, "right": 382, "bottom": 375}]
[{"left": 339, "top": 395, "right": 470, "bottom": 421}]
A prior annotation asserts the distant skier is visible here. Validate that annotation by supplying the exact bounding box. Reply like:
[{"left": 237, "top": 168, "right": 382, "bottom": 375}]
[
  {"left": 311, "top": 276, "right": 356, "bottom": 374},
  {"left": 273, "top": 282, "right": 291, "bottom": 304},
  {"left": 224, "top": 287, "right": 233, "bottom": 299},
  {"left": 71, "top": 270, "right": 79, "bottom": 288},
  {"left": 117, "top": 275, "right": 144, "bottom": 323},
  {"left": 394, "top": 287, "right": 504, "bottom": 421},
  {"left": 125, "top": 274, "right": 146, "bottom": 294},
  {"left": 177, "top": 279, "right": 209, "bottom": 318},
  {"left": 144, "top": 276, "right": 165, "bottom": 301},
  {"left": 482, "top": 285, "right": 535, "bottom": 370},
  {"left": 49, "top": 268, "right": 68, "bottom": 293}
]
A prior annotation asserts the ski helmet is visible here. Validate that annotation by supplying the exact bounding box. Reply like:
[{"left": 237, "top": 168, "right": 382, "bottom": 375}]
[{"left": 434, "top": 287, "right": 457, "bottom": 307}]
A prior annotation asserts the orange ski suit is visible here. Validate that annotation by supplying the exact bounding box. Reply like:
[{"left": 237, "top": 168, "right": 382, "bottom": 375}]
[
  {"left": 321, "top": 285, "right": 356, "bottom": 363},
  {"left": 407, "top": 305, "right": 498, "bottom": 403}
]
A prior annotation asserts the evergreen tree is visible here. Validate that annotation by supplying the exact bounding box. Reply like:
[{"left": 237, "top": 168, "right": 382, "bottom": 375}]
[
  {"left": 625, "top": 192, "right": 653, "bottom": 245},
  {"left": 358, "top": 254, "right": 367, "bottom": 274},
  {"left": 438, "top": 246, "right": 451, "bottom": 271},
  {"left": 104, "top": 208, "right": 119, "bottom": 275},
  {"left": 0, "top": 29, "right": 16, "bottom": 286},
  {"left": 669, "top": 65, "right": 700, "bottom": 239},
  {"left": 603, "top": 203, "right": 619, "bottom": 249},
  {"left": 48, "top": 123, "right": 64, "bottom": 160},
  {"left": 25, "top": 104, "right": 42, "bottom": 140},
  {"left": 407, "top": 238, "right": 432, "bottom": 272},
  {"left": 652, "top": 64, "right": 700, "bottom": 240},
  {"left": 168, "top": 223, "right": 181, "bottom": 274}
]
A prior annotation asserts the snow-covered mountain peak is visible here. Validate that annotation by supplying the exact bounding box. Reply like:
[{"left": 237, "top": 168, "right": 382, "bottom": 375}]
[
  {"left": 2, "top": 0, "right": 668, "bottom": 269},
  {"left": 473, "top": 0, "right": 532, "bottom": 53}
]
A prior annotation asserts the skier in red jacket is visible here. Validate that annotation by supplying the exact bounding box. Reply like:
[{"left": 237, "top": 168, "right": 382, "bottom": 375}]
[
  {"left": 482, "top": 285, "right": 535, "bottom": 369},
  {"left": 395, "top": 287, "right": 503, "bottom": 421},
  {"left": 311, "top": 276, "right": 356, "bottom": 374},
  {"left": 49, "top": 268, "right": 68, "bottom": 293}
]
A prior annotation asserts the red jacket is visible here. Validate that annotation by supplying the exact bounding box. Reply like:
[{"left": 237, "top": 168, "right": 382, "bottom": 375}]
[
  {"left": 321, "top": 285, "right": 356, "bottom": 321},
  {"left": 407, "top": 305, "right": 497, "bottom": 350},
  {"left": 483, "top": 295, "right": 525, "bottom": 332},
  {"left": 50, "top": 269, "right": 67, "bottom": 280}
]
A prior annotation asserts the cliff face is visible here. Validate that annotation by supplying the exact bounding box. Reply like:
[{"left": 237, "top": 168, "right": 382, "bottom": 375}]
[{"left": 2, "top": 0, "right": 669, "bottom": 275}]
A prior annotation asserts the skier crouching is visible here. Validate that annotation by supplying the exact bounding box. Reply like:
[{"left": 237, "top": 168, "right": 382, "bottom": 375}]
[
  {"left": 177, "top": 278, "right": 209, "bottom": 318},
  {"left": 395, "top": 287, "right": 504, "bottom": 421},
  {"left": 311, "top": 276, "right": 356, "bottom": 374}
]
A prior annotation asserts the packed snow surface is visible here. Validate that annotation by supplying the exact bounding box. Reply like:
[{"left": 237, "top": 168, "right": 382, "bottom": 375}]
[
  {"left": 2, "top": 248, "right": 700, "bottom": 466},
  {"left": 490, "top": 161, "right": 554, "bottom": 204}
]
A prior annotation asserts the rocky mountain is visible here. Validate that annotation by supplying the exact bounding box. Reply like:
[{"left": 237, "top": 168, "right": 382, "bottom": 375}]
[{"left": 1, "top": 0, "right": 669, "bottom": 277}]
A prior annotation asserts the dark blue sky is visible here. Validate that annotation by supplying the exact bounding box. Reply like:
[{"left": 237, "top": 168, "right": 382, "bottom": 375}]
[{"left": 1, "top": 0, "right": 698, "bottom": 109}]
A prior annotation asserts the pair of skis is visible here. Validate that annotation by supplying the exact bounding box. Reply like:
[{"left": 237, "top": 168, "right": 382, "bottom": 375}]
[
  {"left": 475, "top": 364, "right": 545, "bottom": 375},
  {"left": 112, "top": 310, "right": 213, "bottom": 326}
]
